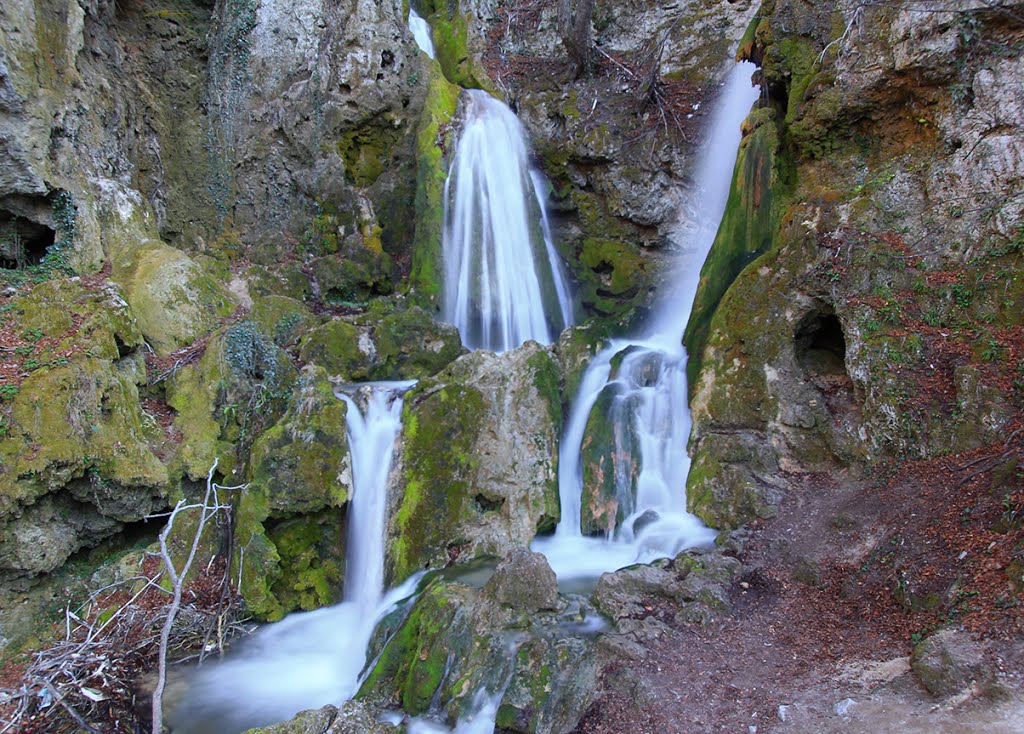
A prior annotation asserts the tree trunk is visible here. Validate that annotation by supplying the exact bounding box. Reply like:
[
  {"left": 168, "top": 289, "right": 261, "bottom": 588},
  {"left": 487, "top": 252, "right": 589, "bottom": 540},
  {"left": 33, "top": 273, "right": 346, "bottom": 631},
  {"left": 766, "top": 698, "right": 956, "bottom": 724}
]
[{"left": 559, "top": 0, "right": 594, "bottom": 78}]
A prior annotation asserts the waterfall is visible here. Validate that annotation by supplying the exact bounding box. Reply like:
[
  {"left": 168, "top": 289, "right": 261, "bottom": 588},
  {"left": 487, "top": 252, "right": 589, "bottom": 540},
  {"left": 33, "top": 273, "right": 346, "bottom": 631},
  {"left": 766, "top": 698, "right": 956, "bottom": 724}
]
[
  {"left": 408, "top": 7, "right": 435, "bottom": 58},
  {"left": 533, "top": 62, "right": 761, "bottom": 582},
  {"left": 170, "top": 382, "right": 417, "bottom": 734},
  {"left": 443, "top": 90, "right": 575, "bottom": 353}
]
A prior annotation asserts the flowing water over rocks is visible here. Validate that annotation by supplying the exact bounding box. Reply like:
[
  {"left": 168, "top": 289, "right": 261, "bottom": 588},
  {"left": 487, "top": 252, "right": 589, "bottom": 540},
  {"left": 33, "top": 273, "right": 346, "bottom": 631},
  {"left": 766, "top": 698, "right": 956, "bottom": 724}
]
[
  {"left": 534, "top": 62, "right": 761, "bottom": 584},
  {"left": 170, "top": 383, "right": 416, "bottom": 734},
  {"left": 442, "top": 91, "right": 575, "bottom": 353}
]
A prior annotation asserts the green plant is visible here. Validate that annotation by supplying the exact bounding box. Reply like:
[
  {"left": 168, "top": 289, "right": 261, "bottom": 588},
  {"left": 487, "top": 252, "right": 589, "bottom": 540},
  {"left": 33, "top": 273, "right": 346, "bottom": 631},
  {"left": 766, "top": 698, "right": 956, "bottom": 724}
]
[
  {"left": 21, "top": 327, "right": 43, "bottom": 342},
  {"left": 981, "top": 338, "right": 1004, "bottom": 362},
  {"left": 0, "top": 383, "right": 18, "bottom": 401}
]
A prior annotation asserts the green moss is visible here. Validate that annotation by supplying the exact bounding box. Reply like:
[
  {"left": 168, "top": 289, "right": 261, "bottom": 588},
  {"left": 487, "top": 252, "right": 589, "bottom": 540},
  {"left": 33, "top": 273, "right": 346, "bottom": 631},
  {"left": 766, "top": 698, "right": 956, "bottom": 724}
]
[
  {"left": 389, "top": 382, "right": 486, "bottom": 583},
  {"left": 410, "top": 65, "right": 461, "bottom": 305},
  {"left": 579, "top": 387, "right": 622, "bottom": 536},
  {"left": 685, "top": 113, "right": 787, "bottom": 390},
  {"left": 338, "top": 115, "right": 405, "bottom": 187},
  {"left": 358, "top": 580, "right": 472, "bottom": 714},
  {"left": 298, "top": 320, "right": 371, "bottom": 380}
]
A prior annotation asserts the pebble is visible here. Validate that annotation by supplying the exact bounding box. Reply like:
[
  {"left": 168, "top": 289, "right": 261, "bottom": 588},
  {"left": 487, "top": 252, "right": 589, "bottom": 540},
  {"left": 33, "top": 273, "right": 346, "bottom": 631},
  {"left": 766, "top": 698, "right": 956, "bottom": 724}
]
[
  {"left": 833, "top": 698, "right": 857, "bottom": 716},
  {"left": 777, "top": 704, "right": 790, "bottom": 722}
]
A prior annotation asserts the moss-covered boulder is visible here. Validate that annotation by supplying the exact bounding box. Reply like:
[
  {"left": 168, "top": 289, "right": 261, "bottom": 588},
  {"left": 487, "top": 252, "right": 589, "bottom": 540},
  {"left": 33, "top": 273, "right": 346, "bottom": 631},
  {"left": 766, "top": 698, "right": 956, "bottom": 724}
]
[
  {"left": 482, "top": 548, "right": 558, "bottom": 612},
  {"left": 369, "top": 305, "right": 463, "bottom": 379},
  {"left": 299, "top": 320, "right": 372, "bottom": 381},
  {"left": 359, "top": 569, "right": 605, "bottom": 733},
  {"left": 686, "top": 432, "right": 782, "bottom": 530},
  {"left": 386, "top": 342, "right": 562, "bottom": 584},
  {"left": 235, "top": 366, "right": 351, "bottom": 619},
  {"left": 249, "top": 296, "right": 319, "bottom": 350},
  {"left": 117, "top": 242, "right": 236, "bottom": 356}
]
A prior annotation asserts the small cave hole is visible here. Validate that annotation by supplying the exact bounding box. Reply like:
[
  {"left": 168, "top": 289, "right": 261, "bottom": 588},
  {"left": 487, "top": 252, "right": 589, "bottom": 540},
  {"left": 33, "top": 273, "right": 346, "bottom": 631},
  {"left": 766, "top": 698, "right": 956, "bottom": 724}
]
[
  {"left": 381, "top": 49, "right": 394, "bottom": 68},
  {"left": 473, "top": 493, "right": 504, "bottom": 513},
  {"left": 795, "top": 308, "right": 847, "bottom": 377},
  {"left": 0, "top": 212, "right": 55, "bottom": 269}
]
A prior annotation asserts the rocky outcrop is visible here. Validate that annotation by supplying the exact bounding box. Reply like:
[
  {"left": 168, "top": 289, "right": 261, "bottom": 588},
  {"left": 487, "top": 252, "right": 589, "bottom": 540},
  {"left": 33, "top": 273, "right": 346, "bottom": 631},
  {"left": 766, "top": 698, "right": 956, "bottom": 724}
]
[
  {"left": 385, "top": 342, "right": 563, "bottom": 583},
  {"left": 241, "top": 701, "right": 396, "bottom": 734},
  {"left": 359, "top": 555, "right": 605, "bottom": 734},
  {"left": 687, "top": 0, "right": 1024, "bottom": 528}
]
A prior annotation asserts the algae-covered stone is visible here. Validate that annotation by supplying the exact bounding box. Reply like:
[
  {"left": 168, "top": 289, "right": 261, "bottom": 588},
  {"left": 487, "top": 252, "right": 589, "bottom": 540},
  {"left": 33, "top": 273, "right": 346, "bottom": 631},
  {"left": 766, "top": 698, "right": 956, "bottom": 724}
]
[
  {"left": 119, "top": 242, "right": 235, "bottom": 356},
  {"left": 483, "top": 548, "right": 558, "bottom": 612},
  {"left": 387, "top": 342, "right": 561, "bottom": 584},
  {"left": 236, "top": 366, "right": 351, "bottom": 619},
  {"left": 371, "top": 305, "right": 462, "bottom": 379}
]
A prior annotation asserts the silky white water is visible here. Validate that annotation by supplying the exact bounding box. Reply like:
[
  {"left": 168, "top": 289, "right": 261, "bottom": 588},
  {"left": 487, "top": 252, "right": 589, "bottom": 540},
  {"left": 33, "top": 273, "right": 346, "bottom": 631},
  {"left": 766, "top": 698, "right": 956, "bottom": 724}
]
[
  {"left": 443, "top": 90, "right": 575, "bottom": 353},
  {"left": 170, "top": 382, "right": 416, "bottom": 734},
  {"left": 408, "top": 7, "right": 435, "bottom": 58},
  {"left": 534, "top": 62, "right": 761, "bottom": 582}
]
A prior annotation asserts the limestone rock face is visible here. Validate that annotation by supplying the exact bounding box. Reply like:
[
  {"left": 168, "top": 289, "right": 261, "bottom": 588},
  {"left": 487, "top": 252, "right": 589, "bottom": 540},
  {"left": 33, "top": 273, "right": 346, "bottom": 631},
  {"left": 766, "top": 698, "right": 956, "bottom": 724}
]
[
  {"left": 386, "top": 341, "right": 562, "bottom": 583},
  {"left": 685, "top": 0, "right": 1024, "bottom": 528}
]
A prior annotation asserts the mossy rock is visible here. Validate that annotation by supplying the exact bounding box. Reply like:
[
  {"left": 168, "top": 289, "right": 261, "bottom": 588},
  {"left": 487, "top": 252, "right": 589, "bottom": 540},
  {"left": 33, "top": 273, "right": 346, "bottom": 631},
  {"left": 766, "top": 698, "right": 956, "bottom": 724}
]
[
  {"left": 117, "top": 242, "right": 236, "bottom": 356},
  {"left": 298, "top": 320, "right": 373, "bottom": 380},
  {"left": 685, "top": 112, "right": 787, "bottom": 389},
  {"left": 236, "top": 366, "right": 351, "bottom": 619},
  {"left": 249, "top": 296, "right": 318, "bottom": 349},
  {"left": 387, "top": 344, "right": 561, "bottom": 584},
  {"left": 686, "top": 432, "right": 780, "bottom": 529},
  {"left": 1, "top": 358, "right": 169, "bottom": 576},
  {"left": 243, "top": 264, "right": 312, "bottom": 302},
  {"left": 579, "top": 386, "right": 626, "bottom": 536},
  {"left": 371, "top": 305, "right": 462, "bottom": 379},
  {"left": 410, "top": 64, "right": 461, "bottom": 305},
  {"left": 358, "top": 578, "right": 475, "bottom": 715},
  {"left": 309, "top": 250, "right": 396, "bottom": 306}
]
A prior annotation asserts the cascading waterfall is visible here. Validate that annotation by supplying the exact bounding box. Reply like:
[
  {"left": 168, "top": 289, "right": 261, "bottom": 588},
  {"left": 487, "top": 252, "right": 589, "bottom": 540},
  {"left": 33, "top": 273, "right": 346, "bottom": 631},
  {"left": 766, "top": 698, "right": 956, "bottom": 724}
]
[
  {"left": 170, "top": 382, "right": 416, "bottom": 734},
  {"left": 443, "top": 90, "right": 575, "bottom": 353},
  {"left": 533, "top": 62, "right": 761, "bottom": 582},
  {"left": 408, "top": 7, "right": 435, "bottom": 58}
]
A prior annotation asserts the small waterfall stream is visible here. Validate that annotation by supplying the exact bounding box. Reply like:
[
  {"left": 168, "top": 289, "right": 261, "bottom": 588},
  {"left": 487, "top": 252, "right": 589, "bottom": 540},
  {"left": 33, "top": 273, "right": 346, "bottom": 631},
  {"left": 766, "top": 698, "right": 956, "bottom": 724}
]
[
  {"left": 442, "top": 91, "right": 575, "bottom": 353},
  {"left": 170, "top": 382, "right": 417, "bottom": 734},
  {"left": 533, "top": 62, "right": 761, "bottom": 582},
  {"left": 408, "top": 7, "right": 435, "bottom": 59}
]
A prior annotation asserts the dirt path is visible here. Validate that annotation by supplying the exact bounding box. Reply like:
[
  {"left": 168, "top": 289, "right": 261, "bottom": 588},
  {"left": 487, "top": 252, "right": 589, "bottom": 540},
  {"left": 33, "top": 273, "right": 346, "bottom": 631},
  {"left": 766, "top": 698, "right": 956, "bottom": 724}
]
[{"left": 575, "top": 459, "right": 1024, "bottom": 734}]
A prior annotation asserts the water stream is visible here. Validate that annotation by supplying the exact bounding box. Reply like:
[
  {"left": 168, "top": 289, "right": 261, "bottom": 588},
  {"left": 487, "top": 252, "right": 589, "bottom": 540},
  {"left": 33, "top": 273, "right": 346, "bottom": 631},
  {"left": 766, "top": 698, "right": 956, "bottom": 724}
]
[
  {"left": 533, "top": 62, "right": 761, "bottom": 583},
  {"left": 408, "top": 7, "right": 435, "bottom": 58},
  {"left": 169, "top": 382, "right": 416, "bottom": 734},
  {"left": 442, "top": 90, "right": 575, "bottom": 353}
]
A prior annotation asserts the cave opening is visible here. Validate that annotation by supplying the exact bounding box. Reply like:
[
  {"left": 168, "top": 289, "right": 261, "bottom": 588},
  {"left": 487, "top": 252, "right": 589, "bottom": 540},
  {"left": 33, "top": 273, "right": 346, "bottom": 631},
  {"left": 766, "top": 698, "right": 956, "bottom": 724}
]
[
  {"left": 0, "top": 212, "right": 55, "bottom": 269},
  {"left": 795, "top": 307, "right": 848, "bottom": 377}
]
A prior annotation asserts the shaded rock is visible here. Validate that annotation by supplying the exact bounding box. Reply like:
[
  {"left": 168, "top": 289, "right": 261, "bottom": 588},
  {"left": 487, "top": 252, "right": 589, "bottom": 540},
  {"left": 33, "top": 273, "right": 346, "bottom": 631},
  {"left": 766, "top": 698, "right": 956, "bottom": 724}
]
[
  {"left": 119, "top": 243, "right": 235, "bottom": 356},
  {"left": 911, "top": 628, "right": 989, "bottom": 698},
  {"left": 386, "top": 342, "right": 562, "bottom": 583},
  {"left": 483, "top": 548, "right": 558, "bottom": 612}
]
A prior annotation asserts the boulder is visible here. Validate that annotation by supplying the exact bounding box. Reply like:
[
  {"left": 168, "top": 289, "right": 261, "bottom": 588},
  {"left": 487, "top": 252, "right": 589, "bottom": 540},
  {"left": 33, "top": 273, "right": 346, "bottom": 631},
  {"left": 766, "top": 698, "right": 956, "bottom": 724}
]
[
  {"left": 911, "top": 628, "right": 990, "bottom": 698},
  {"left": 483, "top": 548, "right": 558, "bottom": 612},
  {"left": 386, "top": 342, "right": 562, "bottom": 583}
]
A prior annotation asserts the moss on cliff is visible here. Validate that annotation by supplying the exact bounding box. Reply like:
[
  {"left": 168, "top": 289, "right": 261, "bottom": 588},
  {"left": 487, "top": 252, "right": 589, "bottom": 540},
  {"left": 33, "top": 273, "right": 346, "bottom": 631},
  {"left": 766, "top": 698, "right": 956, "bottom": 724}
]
[{"left": 410, "top": 65, "right": 461, "bottom": 306}]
